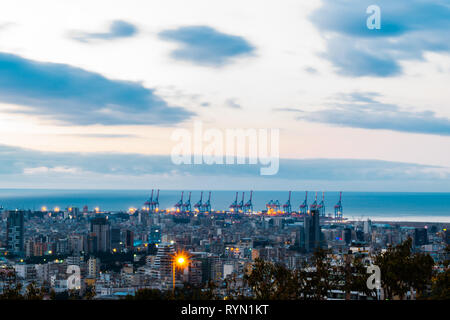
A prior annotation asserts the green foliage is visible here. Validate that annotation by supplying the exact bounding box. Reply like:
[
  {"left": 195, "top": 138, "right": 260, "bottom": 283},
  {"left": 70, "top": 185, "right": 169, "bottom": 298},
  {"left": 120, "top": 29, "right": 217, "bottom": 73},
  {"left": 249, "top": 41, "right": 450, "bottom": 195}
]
[
  {"left": 83, "top": 285, "right": 96, "bottom": 300},
  {"left": 0, "top": 269, "right": 23, "bottom": 300},
  {"left": 375, "top": 238, "right": 434, "bottom": 299},
  {"left": 25, "top": 282, "right": 44, "bottom": 300},
  {"left": 245, "top": 249, "right": 345, "bottom": 300},
  {"left": 428, "top": 268, "right": 450, "bottom": 300},
  {"left": 245, "top": 258, "right": 279, "bottom": 299}
]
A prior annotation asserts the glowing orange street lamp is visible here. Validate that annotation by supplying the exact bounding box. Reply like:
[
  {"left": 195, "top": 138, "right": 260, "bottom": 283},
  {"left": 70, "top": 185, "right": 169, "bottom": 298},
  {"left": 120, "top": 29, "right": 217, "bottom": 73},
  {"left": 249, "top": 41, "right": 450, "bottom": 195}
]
[{"left": 172, "top": 252, "right": 189, "bottom": 295}]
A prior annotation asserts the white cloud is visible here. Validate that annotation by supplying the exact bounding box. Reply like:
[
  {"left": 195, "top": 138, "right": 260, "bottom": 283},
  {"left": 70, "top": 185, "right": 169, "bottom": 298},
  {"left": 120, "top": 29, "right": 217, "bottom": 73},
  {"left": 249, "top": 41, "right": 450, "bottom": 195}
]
[{"left": 24, "top": 166, "right": 81, "bottom": 175}]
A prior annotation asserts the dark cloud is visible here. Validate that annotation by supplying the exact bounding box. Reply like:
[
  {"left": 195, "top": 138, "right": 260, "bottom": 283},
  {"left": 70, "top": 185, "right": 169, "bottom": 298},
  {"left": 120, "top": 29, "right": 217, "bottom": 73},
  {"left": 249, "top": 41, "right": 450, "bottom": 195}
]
[
  {"left": 158, "top": 25, "right": 254, "bottom": 66},
  {"left": 0, "top": 144, "right": 447, "bottom": 182},
  {"left": 0, "top": 52, "right": 194, "bottom": 125},
  {"left": 310, "top": 0, "right": 450, "bottom": 77},
  {"left": 70, "top": 20, "right": 138, "bottom": 43},
  {"left": 294, "top": 92, "right": 450, "bottom": 136}
]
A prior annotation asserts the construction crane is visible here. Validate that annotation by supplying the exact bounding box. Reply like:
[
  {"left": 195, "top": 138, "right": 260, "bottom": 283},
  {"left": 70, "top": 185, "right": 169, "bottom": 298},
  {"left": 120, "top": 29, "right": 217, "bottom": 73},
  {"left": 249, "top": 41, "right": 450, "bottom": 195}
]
[
  {"left": 144, "top": 189, "right": 154, "bottom": 211},
  {"left": 229, "top": 192, "right": 239, "bottom": 212},
  {"left": 194, "top": 191, "right": 203, "bottom": 212},
  {"left": 174, "top": 191, "right": 184, "bottom": 212},
  {"left": 282, "top": 191, "right": 292, "bottom": 214},
  {"left": 183, "top": 192, "right": 192, "bottom": 212},
  {"left": 299, "top": 191, "right": 308, "bottom": 215},
  {"left": 334, "top": 191, "right": 343, "bottom": 221},
  {"left": 202, "top": 192, "right": 212, "bottom": 212},
  {"left": 243, "top": 190, "right": 253, "bottom": 213},
  {"left": 237, "top": 192, "right": 245, "bottom": 212},
  {"left": 317, "top": 192, "right": 325, "bottom": 217}
]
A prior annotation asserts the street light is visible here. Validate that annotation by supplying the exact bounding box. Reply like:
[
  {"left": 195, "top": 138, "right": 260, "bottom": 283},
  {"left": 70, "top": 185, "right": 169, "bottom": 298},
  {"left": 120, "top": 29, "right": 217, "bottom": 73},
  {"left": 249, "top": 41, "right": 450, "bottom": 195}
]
[{"left": 172, "top": 252, "right": 189, "bottom": 295}]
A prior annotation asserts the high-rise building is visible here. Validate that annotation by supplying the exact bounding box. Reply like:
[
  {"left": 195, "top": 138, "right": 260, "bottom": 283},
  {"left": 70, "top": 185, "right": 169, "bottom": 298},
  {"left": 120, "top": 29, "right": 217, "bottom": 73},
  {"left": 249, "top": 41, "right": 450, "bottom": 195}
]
[
  {"left": 6, "top": 210, "right": 24, "bottom": 256},
  {"left": 414, "top": 228, "right": 428, "bottom": 246},
  {"left": 356, "top": 230, "right": 365, "bottom": 242},
  {"left": 70, "top": 207, "right": 80, "bottom": 219},
  {"left": 149, "top": 225, "right": 161, "bottom": 244},
  {"left": 344, "top": 228, "right": 352, "bottom": 245},
  {"left": 86, "top": 233, "right": 97, "bottom": 254},
  {"left": 125, "top": 230, "right": 134, "bottom": 250},
  {"left": 152, "top": 242, "right": 175, "bottom": 282},
  {"left": 304, "top": 209, "right": 321, "bottom": 252},
  {"left": 68, "top": 235, "right": 84, "bottom": 254},
  {"left": 88, "top": 257, "right": 100, "bottom": 278},
  {"left": 111, "top": 228, "right": 121, "bottom": 251},
  {"left": 363, "top": 219, "right": 372, "bottom": 234},
  {"left": 188, "top": 259, "right": 203, "bottom": 286},
  {"left": 90, "top": 217, "right": 111, "bottom": 253}
]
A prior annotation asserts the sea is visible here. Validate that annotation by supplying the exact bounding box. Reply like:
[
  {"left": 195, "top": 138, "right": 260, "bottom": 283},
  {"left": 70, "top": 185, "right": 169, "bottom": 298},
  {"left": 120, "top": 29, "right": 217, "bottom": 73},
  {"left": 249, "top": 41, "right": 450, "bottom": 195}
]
[{"left": 0, "top": 189, "right": 449, "bottom": 223}]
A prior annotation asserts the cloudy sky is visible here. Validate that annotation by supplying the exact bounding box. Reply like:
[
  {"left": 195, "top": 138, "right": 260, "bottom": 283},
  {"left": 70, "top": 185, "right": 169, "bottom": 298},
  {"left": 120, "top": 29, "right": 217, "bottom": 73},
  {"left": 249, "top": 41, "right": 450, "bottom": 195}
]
[{"left": 0, "top": 0, "right": 449, "bottom": 191}]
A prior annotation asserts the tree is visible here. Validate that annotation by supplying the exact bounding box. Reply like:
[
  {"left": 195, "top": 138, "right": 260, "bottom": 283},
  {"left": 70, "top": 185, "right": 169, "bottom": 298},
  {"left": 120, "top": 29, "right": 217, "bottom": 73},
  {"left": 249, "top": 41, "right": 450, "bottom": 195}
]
[
  {"left": 375, "top": 238, "right": 434, "bottom": 299},
  {"left": 245, "top": 258, "right": 279, "bottom": 299},
  {"left": 428, "top": 268, "right": 450, "bottom": 300},
  {"left": 49, "top": 289, "right": 56, "bottom": 300},
  {"left": 25, "top": 282, "right": 43, "bottom": 300},
  {"left": 0, "top": 269, "right": 23, "bottom": 300},
  {"left": 337, "top": 254, "right": 376, "bottom": 300},
  {"left": 204, "top": 280, "right": 218, "bottom": 300},
  {"left": 83, "top": 285, "right": 96, "bottom": 300},
  {"left": 304, "top": 249, "right": 336, "bottom": 300}
]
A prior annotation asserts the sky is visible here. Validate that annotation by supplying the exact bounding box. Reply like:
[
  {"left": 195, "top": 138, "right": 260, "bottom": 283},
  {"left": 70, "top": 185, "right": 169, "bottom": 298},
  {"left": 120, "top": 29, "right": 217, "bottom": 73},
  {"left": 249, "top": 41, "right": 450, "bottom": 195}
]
[{"left": 0, "top": 0, "right": 449, "bottom": 191}]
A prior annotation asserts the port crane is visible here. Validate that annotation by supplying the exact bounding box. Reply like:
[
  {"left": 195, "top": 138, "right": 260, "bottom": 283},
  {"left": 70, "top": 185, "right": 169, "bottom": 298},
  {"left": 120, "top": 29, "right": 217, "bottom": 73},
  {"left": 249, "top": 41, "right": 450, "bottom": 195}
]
[
  {"left": 229, "top": 192, "right": 239, "bottom": 212},
  {"left": 266, "top": 199, "right": 280, "bottom": 213},
  {"left": 194, "top": 192, "right": 203, "bottom": 212},
  {"left": 282, "top": 191, "right": 292, "bottom": 214},
  {"left": 144, "top": 189, "right": 154, "bottom": 211},
  {"left": 299, "top": 191, "right": 308, "bottom": 215},
  {"left": 317, "top": 192, "right": 325, "bottom": 217},
  {"left": 243, "top": 191, "right": 253, "bottom": 213},
  {"left": 310, "top": 192, "right": 318, "bottom": 211},
  {"left": 182, "top": 192, "right": 192, "bottom": 212},
  {"left": 334, "top": 191, "right": 343, "bottom": 221},
  {"left": 174, "top": 191, "right": 184, "bottom": 212},
  {"left": 237, "top": 192, "right": 245, "bottom": 212},
  {"left": 151, "top": 189, "right": 159, "bottom": 211},
  {"left": 202, "top": 192, "right": 212, "bottom": 212}
]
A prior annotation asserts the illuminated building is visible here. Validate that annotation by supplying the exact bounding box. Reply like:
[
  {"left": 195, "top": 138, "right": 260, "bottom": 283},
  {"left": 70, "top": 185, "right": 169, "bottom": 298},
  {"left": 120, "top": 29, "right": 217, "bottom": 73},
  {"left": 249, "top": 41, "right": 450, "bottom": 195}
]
[
  {"left": 152, "top": 242, "right": 175, "bottom": 282},
  {"left": 304, "top": 209, "right": 321, "bottom": 252},
  {"left": 90, "top": 217, "right": 111, "bottom": 253},
  {"left": 6, "top": 210, "right": 24, "bottom": 256},
  {"left": 88, "top": 256, "right": 100, "bottom": 278},
  {"left": 111, "top": 228, "right": 121, "bottom": 252},
  {"left": 148, "top": 225, "right": 161, "bottom": 244}
]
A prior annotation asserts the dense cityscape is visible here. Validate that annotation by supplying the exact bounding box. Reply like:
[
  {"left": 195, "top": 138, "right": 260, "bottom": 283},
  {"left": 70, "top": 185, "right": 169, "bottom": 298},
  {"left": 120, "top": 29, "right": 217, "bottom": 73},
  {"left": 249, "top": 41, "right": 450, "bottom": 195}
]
[{"left": 1, "top": 190, "right": 449, "bottom": 300}]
